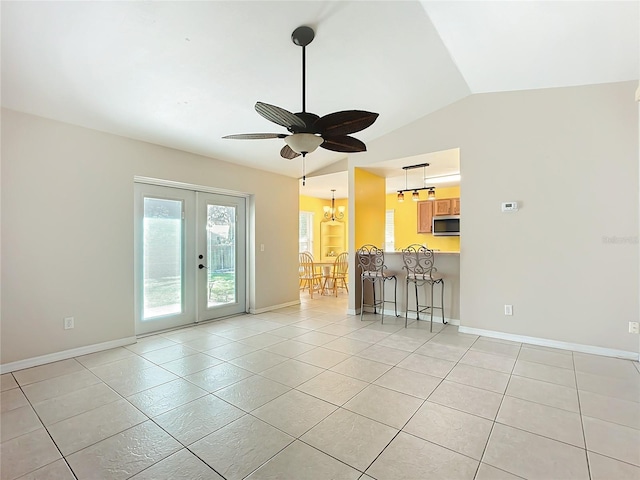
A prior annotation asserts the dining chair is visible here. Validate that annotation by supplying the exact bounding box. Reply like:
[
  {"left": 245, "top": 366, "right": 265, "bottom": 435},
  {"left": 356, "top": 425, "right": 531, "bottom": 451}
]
[
  {"left": 321, "top": 251, "right": 349, "bottom": 297},
  {"left": 299, "top": 251, "right": 322, "bottom": 298}
]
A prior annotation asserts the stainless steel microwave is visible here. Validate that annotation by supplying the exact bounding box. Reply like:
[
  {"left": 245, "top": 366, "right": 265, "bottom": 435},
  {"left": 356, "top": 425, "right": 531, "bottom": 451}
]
[{"left": 432, "top": 215, "right": 460, "bottom": 236}]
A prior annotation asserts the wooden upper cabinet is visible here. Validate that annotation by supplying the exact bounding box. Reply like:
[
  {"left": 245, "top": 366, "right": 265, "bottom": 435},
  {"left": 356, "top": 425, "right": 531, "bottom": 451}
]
[
  {"left": 434, "top": 199, "right": 452, "bottom": 216},
  {"left": 433, "top": 197, "right": 460, "bottom": 216},
  {"left": 417, "top": 201, "right": 433, "bottom": 233},
  {"left": 452, "top": 198, "right": 461, "bottom": 215}
]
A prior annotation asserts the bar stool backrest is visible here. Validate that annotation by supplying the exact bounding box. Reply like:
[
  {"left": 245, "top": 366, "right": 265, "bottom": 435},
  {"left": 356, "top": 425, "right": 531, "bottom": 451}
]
[
  {"left": 356, "top": 244, "right": 386, "bottom": 277},
  {"left": 402, "top": 244, "right": 436, "bottom": 279}
]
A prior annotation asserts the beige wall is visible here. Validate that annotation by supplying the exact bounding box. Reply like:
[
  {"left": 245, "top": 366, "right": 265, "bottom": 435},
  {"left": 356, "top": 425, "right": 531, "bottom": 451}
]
[
  {"left": 352, "top": 81, "right": 639, "bottom": 354},
  {"left": 1, "top": 109, "right": 300, "bottom": 365}
]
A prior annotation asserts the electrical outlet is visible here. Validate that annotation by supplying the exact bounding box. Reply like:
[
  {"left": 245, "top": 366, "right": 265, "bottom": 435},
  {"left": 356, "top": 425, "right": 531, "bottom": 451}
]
[
  {"left": 629, "top": 322, "right": 640, "bottom": 334},
  {"left": 64, "top": 317, "right": 74, "bottom": 330},
  {"left": 504, "top": 305, "right": 513, "bottom": 316}
]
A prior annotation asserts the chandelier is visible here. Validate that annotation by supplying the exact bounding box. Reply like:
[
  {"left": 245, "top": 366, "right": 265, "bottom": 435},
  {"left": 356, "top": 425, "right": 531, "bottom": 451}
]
[{"left": 323, "top": 189, "right": 345, "bottom": 221}]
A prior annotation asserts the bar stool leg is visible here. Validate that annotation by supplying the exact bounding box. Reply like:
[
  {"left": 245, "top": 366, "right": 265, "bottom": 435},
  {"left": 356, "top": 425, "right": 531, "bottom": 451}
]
[
  {"left": 441, "top": 279, "right": 446, "bottom": 325},
  {"left": 393, "top": 277, "right": 398, "bottom": 317},
  {"left": 405, "top": 279, "right": 410, "bottom": 328},
  {"left": 360, "top": 277, "right": 366, "bottom": 321},
  {"left": 381, "top": 279, "right": 385, "bottom": 324},
  {"left": 372, "top": 279, "right": 377, "bottom": 315},
  {"left": 430, "top": 281, "right": 434, "bottom": 332}
]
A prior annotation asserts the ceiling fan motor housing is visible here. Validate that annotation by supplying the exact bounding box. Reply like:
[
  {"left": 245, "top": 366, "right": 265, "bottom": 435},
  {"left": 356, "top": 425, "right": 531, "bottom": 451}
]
[{"left": 291, "top": 112, "right": 321, "bottom": 134}]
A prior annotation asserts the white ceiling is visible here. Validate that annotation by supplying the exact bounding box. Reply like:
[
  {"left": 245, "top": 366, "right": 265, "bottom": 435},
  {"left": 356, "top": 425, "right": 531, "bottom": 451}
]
[{"left": 2, "top": 1, "right": 638, "bottom": 197}]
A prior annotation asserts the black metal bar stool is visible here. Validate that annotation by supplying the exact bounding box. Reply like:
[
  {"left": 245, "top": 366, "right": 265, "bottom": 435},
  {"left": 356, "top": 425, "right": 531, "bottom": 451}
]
[
  {"left": 356, "top": 244, "right": 398, "bottom": 323},
  {"left": 401, "top": 244, "right": 447, "bottom": 331}
]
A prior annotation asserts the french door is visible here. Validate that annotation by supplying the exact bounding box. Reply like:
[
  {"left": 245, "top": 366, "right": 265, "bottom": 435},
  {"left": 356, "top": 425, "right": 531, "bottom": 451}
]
[{"left": 134, "top": 183, "right": 246, "bottom": 335}]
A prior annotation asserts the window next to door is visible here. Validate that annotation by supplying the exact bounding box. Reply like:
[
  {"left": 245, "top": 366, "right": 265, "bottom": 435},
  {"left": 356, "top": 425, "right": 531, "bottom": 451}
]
[
  {"left": 299, "top": 211, "right": 314, "bottom": 253},
  {"left": 385, "top": 210, "right": 395, "bottom": 252}
]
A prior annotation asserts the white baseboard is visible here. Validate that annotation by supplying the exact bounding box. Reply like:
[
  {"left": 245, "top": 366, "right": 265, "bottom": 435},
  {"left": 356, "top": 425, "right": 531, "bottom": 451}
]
[
  {"left": 249, "top": 300, "right": 301, "bottom": 315},
  {"left": 458, "top": 326, "right": 639, "bottom": 361},
  {"left": 0, "top": 336, "right": 138, "bottom": 374}
]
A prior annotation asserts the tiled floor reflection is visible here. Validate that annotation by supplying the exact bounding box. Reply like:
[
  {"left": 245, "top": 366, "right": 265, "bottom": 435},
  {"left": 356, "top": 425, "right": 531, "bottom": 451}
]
[{"left": 1, "top": 294, "right": 639, "bottom": 479}]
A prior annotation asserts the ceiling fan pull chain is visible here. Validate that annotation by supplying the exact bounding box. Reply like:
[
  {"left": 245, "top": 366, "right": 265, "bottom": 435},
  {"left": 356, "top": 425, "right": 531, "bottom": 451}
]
[{"left": 302, "top": 153, "right": 306, "bottom": 186}]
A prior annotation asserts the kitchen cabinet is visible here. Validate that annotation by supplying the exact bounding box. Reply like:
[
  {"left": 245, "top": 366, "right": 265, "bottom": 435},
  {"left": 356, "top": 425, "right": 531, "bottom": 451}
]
[
  {"left": 320, "top": 221, "right": 345, "bottom": 262},
  {"left": 452, "top": 198, "right": 460, "bottom": 215},
  {"left": 417, "top": 201, "right": 433, "bottom": 233},
  {"left": 433, "top": 198, "right": 460, "bottom": 216}
]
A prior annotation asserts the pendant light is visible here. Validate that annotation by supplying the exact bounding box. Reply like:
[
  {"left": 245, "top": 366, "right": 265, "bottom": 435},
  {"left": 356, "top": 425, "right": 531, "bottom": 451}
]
[{"left": 397, "top": 163, "right": 436, "bottom": 202}]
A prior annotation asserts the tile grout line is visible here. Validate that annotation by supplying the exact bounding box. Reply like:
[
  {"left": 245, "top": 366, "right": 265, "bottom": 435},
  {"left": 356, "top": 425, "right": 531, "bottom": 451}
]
[
  {"left": 10, "top": 374, "right": 80, "bottom": 480},
  {"left": 572, "top": 351, "right": 593, "bottom": 480},
  {"left": 472, "top": 340, "right": 522, "bottom": 480}
]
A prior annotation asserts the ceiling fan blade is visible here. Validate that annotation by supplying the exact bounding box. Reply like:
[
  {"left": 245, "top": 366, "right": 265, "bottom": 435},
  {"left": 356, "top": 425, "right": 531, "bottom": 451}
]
[
  {"left": 314, "top": 111, "right": 379, "bottom": 137},
  {"left": 256, "top": 102, "right": 306, "bottom": 129},
  {"left": 280, "top": 144, "right": 301, "bottom": 159},
  {"left": 223, "top": 133, "right": 287, "bottom": 140},
  {"left": 321, "top": 135, "right": 367, "bottom": 153}
]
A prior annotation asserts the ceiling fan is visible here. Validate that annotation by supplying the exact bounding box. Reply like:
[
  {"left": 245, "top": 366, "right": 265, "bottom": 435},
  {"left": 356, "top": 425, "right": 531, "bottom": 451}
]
[{"left": 223, "top": 26, "right": 379, "bottom": 184}]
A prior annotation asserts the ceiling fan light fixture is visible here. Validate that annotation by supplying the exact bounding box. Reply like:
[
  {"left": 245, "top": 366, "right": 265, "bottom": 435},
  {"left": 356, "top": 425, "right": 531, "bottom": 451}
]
[{"left": 285, "top": 133, "right": 323, "bottom": 154}]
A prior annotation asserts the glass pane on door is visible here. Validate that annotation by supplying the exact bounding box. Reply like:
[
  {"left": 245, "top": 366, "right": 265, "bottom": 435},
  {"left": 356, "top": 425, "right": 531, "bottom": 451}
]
[
  {"left": 143, "top": 198, "right": 183, "bottom": 319},
  {"left": 197, "top": 192, "right": 246, "bottom": 322},
  {"left": 207, "top": 204, "right": 236, "bottom": 307}
]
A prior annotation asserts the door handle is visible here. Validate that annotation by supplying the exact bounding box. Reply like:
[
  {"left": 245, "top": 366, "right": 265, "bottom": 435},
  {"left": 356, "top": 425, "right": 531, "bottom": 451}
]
[{"left": 198, "top": 264, "right": 207, "bottom": 270}]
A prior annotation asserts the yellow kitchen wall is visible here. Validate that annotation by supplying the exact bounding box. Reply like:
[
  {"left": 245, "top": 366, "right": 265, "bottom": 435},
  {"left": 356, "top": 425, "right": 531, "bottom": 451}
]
[
  {"left": 354, "top": 168, "right": 386, "bottom": 248},
  {"left": 387, "top": 185, "right": 461, "bottom": 252},
  {"left": 299, "top": 194, "right": 349, "bottom": 259}
]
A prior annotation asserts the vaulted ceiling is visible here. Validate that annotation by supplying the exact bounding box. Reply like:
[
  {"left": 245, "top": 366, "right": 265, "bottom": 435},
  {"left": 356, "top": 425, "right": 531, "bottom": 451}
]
[{"left": 2, "top": 1, "right": 638, "bottom": 191}]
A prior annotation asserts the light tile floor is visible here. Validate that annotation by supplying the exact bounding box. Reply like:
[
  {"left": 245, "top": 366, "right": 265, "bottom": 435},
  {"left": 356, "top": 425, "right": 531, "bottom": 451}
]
[{"left": 1, "top": 295, "right": 639, "bottom": 479}]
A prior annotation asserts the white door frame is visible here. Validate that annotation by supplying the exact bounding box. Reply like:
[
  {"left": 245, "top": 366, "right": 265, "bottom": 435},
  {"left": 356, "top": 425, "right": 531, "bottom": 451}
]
[{"left": 134, "top": 177, "right": 250, "bottom": 334}]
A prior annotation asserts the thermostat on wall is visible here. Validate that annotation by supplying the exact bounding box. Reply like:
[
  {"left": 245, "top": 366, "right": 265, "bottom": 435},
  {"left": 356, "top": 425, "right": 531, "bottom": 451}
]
[{"left": 501, "top": 201, "right": 519, "bottom": 212}]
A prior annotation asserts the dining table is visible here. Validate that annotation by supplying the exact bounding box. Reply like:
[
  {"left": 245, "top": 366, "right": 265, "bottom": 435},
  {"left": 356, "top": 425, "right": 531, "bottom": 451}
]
[{"left": 313, "top": 258, "right": 336, "bottom": 293}]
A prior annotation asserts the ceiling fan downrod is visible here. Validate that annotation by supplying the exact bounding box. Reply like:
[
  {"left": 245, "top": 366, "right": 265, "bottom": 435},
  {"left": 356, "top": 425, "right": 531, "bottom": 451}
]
[
  {"left": 291, "top": 26, "right": 314, "bottom": 115},
  {"left": 302, "top": 42, "right": 306, "bottom": 113}
]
